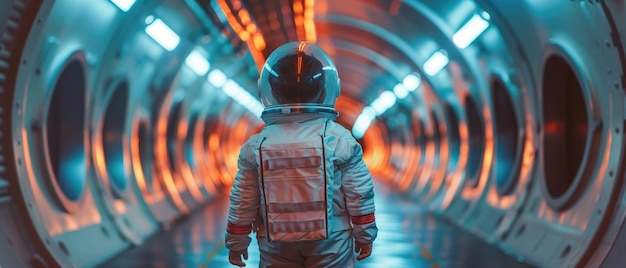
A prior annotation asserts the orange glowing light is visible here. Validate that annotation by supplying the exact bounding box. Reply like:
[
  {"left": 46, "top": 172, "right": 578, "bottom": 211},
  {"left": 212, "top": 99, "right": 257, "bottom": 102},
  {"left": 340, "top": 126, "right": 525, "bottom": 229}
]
[
  {"left": 176, "top": 118, "right": 205, "bottom": 202},
  {"left": 253, "top": 32, "right": 266, "bottom": 51},
  {"left": 292, "top": 0, "right": 316, "bottom": 42},
  {"left": 193, "top": 115, "right": 218, "bottom": 195},
  {"left": 209, "top": 133, "right": 220, "bottom": 152},
  {"left": 295, "top": 16, "right": 305, "bottom": 28},
  {"left": 238, "top": 9, "right": 251, "bottom": 25},
  {"left": 217, "top": 0, "right": 266, "bottom": 70},
  {"left": 246, "top": 23, "right": 257, "bottom": 33},
  {"left": 130, "top": 124, "right": 150, "bottom": 198},
  {"left": 231, "top": 0, "right": 241, "bottom": 10},
  {"left": 412, "top": 124, "right": 436, "bottom": 195},
  {"left": 304, "top": 0, "right": 317, "bottom": 42},
  {"left": 239, "top": 31, "right": 251, "bottom": 41},
  {"left": 154, "top": 101, "right": 190, "bottom": 214},
  {"left": 294, "top": 1, "right": 303, "bottom": 13},
  {"left": 544, "top": 121, "right": 561, "bottom": 134}
]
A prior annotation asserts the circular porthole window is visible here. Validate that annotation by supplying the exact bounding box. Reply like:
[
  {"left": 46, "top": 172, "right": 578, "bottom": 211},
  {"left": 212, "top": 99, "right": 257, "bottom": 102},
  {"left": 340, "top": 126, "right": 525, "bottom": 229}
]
[
  {"left": 202, "top": 115, "right": 220, "bottom": 155},
  {"left": 166, "top": 101, "right": 184, "bottom": 172},
  {"left": 491, "top": 77, "right": 522, "bottom": 195},
  {"left": 45, "top": 59, "right": 87, "bottom": 211},
  {"left": 102, "top": 80, "right": 130, "bottom": 197},
  {"left": 417, "top": 119, "right": 427, "bottom": 166},
  {"left": 431, "top": 111, "right": 441, "bottom": 163},
  {"left": 444, "top": 103, "right": 461, "bottom": 173},
  {"left": 185, "top": 112, "right": 199, "bottom": 171},
  {"left": 137, "top": 120, "right": 154, "bottom": 189},
  {"left": 542, "top": 54, "right": 594, "bottom": 210},
  {"left": 464, "top": 95, "right": 485, "bottom": 188}
]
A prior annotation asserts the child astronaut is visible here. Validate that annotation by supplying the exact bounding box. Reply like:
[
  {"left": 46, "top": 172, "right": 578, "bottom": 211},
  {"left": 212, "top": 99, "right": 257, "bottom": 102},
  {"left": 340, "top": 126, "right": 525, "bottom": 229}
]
[{"left": 225, "top": 41, "right": 377, "bottom": 267}]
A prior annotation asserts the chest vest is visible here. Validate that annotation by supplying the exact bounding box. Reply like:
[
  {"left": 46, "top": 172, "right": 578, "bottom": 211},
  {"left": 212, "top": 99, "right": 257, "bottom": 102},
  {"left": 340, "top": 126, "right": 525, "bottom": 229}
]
[{"left": 256, "top": 120, "right": 334, "bottom": 242}]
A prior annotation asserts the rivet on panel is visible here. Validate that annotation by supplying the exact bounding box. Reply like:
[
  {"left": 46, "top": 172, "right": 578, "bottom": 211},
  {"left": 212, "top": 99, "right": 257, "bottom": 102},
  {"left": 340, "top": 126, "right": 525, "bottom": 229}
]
[
  {"left": 560, "top": 245, "right": 571, "bottom": 259},
  {"left": 101, "top": 226, "right": 110, "bottom": 237},
  {"left": 30, "top": 254, "right": 47, "bottom": 268},
  {"left": 516, "top": 224, "right": 526, "bottom": 237},
  {"left": 609, "top": 171, "right": 614, "bottom": 177},
  {"left": 31, "top": 120, "right": 40, "bottom": 132},
  {"left": 495, "top": 215, "right": 504, "bottom": 226},
  {"left": 124, "top": 216, "right": 132, "bottom": 228},
  {"left": 58, "top": 241, "right": 70, "bottom": 257},
  {"left": 616, "top": 128, "right": 620, "bottom": 134},
  {"left": 595, "top": 120, "right": 603, "bottom": 130}
]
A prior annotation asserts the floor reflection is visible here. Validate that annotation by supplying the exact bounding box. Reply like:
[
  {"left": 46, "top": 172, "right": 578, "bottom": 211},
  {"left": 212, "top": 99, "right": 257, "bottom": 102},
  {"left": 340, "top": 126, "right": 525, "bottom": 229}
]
[{"left": 100, "top": 179, "right": 533, "bottom": 268}]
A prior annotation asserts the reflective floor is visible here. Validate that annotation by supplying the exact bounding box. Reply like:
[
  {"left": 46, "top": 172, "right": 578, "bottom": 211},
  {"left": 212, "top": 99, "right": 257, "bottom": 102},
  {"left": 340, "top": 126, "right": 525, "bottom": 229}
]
[{"left": 100, "top": 180, "right": 535, "bottom": 268}]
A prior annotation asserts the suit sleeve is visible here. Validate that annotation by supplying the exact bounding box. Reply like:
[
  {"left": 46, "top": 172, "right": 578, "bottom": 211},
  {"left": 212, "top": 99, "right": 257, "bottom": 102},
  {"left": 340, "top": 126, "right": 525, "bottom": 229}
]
[
  {"left": 337, "top": 136, "right": 378, "bottom": 244},
  {"left": 225, "top": 140, "right": 260, "bottom": 252}
]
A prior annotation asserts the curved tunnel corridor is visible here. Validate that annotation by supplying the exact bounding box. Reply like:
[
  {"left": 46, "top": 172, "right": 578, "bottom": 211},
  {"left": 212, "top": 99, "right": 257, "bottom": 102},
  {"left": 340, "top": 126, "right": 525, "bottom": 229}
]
[{"left": 1, "top": 0, "right": 626, "bottom": 267}]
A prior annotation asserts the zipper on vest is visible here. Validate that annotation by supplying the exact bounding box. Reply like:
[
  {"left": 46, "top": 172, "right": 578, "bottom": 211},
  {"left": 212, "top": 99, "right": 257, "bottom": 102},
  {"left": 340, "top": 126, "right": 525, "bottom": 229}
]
[
  {"left": 320, "top": 134, "right": 329, "bottom": 240},
  {"left": 258, "top": 137, "right": 272, "bottom": 242}
]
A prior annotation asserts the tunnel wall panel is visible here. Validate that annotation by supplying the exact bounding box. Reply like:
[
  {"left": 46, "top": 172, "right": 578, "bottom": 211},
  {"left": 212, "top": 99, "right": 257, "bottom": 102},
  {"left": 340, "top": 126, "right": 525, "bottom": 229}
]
[
  {"left": 10, "top": 0, "right": 132, "bottom": 264},
  {"left": 481, "top": 2, "right": 626, "bottom": 267},
  {"left": 0, "top": 0, "right": 58, "bottom": 267},
  {"left": 90, "top": 73, "right": 160, "bottom": 245}
]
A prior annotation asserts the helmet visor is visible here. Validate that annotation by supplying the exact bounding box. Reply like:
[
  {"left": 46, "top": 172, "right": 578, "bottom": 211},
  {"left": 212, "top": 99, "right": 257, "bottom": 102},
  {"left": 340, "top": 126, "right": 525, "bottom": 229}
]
[{"left": 258, "top": 42, "right": 340, "bottom": 111}]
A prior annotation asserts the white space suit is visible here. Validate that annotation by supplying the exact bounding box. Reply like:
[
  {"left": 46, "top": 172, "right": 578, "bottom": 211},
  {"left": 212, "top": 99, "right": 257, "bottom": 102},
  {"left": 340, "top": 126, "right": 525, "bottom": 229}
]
[{"left": 225, "top": 41, "right": 377, "bottom": 268}]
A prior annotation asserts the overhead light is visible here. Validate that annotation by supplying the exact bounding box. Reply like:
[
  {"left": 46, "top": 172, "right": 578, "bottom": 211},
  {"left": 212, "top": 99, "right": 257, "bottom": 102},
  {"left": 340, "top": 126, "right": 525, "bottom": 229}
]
[
  {"left": 352, "top": 113, "right": 375, "bottom": 139},
  {"left": 208, "top": 70, "right": 227, "bottom": 87},
  {"left": 250, "top": 102, "right": 264, "bottom": 117},
  {"left": 423, "top": 50, "right": 449, "bottom": 76},
  {"left": 110, "top": 0, "right": 136, "bottom": 12},
  {"left": 362, "top": 106, "right": 376, "bottom": 119},
  {"left": 145, "top": 18, "right": 180, "bottom": 51},
  {"left": 351, "top": 105, "right": 383, "bottom": 138},
  {"left": 185, "top": 49, "right": 210, "bottom": 76},
  {"left": 402, "top": 73, "right": 421, "bottom": 91},
  {"left": 223, "top": 80, "right": 239, "bottom": 97},
  {"left": 370, "top": 91, "right": 397, "bottom": 115},
  {"left": 393, "top": 84, "right": 409, "bottom": 99},
  {"left": 452, "top": 13, "right": 490, "bottom": 49},
  {"left": 221, "top": 79, "right": 263, "bottom": 118}
]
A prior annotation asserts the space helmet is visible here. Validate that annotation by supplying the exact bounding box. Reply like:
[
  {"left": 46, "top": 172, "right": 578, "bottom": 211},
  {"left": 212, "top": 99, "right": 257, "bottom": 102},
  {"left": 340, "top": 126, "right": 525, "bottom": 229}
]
[{"left": 258, "top": 41, "right": 340, "bottom": 118}]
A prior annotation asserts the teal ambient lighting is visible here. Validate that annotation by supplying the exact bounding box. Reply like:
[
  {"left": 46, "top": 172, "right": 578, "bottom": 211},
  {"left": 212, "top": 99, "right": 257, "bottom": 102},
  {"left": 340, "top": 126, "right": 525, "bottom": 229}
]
[
  {"left": 145, "top": 18, "right": 180, "bottom": 51},
  {"left": 453, "top": 13, "right": 490, "bottom": 49},
  {"left": 185, "top": 49, "right": 210, "bottom": 76},
  {"left": 110, "top": 0, "right": 136, "bottom": 12},
  {"left": 423, "top": 50, "right": 449, "bottom": 76}
]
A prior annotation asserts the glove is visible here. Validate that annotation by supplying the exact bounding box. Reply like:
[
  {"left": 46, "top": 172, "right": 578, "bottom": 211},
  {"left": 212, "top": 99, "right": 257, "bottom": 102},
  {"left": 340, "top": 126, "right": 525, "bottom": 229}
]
[
  {"left": 228, "top": 249, "right": 248, "bottom": 267},
  {"left": 354, "top": 241, "right": 372, "bottom": 261}
]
